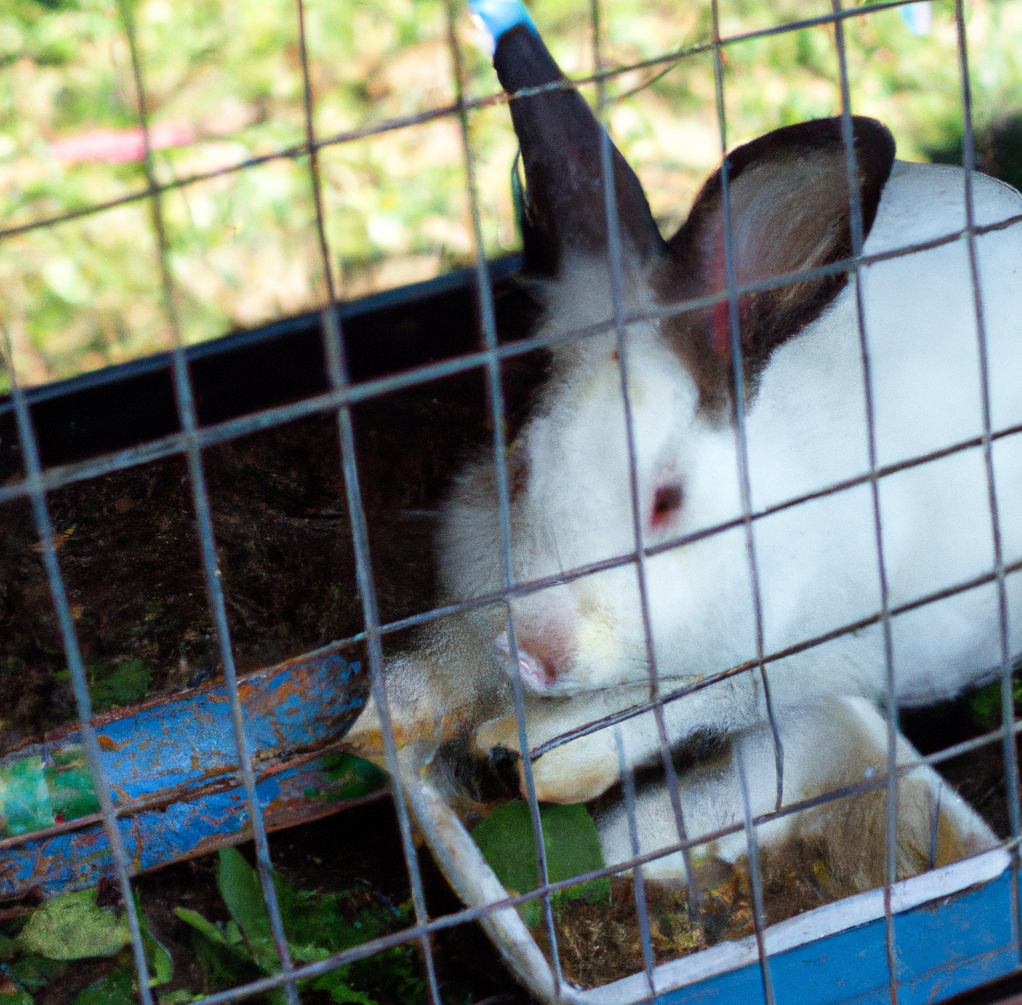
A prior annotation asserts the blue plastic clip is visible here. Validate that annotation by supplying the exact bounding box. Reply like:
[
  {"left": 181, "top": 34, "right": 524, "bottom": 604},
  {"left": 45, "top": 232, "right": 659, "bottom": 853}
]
[{"left": 469, "top": 0, "right": 537, "bottom": 43}]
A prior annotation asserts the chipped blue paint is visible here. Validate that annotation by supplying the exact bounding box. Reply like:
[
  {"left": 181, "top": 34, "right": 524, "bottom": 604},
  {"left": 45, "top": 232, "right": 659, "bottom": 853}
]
[
  {"left": 0, "top": 643, "right": 369, "bottom": 900},
  {"left": 0, "top": 756, "right": 363, "bottom": 900},
  {"left": 89, "top": 648, "right": 363, "bottom": 802}
]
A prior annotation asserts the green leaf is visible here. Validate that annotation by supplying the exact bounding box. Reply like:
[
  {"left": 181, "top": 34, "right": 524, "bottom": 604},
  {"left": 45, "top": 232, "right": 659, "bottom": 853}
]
[
  {"left": 172, "top": 908, "right": 234, "bottom": 949},
  {"left": 216, "top": 849, "right": 280, "bottom": 972},
  {"left": 537, "top": 803, "right": 611, "bottom": 905},
  {"left": 144, "top": 931, "right": 173, "bottom": 988},
  {"left": 312, "top": 969, "right": 375, "bottom": 1005},
  {"left": 970, "top": 677, "right": 1022, "bottom": 730},
  {"left": 177, "top": 908, "right": 259, "bottom": 992},
  {"left": 71, "top": 968, "right": 136, "bottom": 1005},
  {"left": 131, "top": 893, "right": 172, "bottom": 987},
  {"left": 319, "top": 754, "right": 388, "bottom": 802},
  {"left": 16, "top": 890, "right": 130, "bottom": 960},
  {"left": 84, "top": 659, "right": 151, "bottom": 713},
  {"left": 0, "top": 748, "right": 100, "bottom": 838},
  {"left": 217, "top": 849, "right": 271, "bottom": 940},
  {"left": 44, "top": 748, "right": 100, "bottom": 824},
  {"left": 0, "top": 989, "right": 33, "bottom": 1005},
  {"left": 0, "top": 759, "right": 54, "bottom": 836},
  {"left": 7, "top": 956, "right": 65, "bottom": 994},
  {"left": 471, "top": 802, "right": 609, "bottom": 926},
  {"left": 157, "top": 991, "right": 198, "bottom": 1005}
]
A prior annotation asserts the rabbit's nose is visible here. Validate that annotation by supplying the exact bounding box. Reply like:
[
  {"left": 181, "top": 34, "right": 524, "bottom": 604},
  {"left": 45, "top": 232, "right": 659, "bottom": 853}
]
[
  {"left": 494, "top": 631, "right": 554, "bottom": 689},
  {"left": 493, "top": 617, "right": 576, "bottom": 691}
]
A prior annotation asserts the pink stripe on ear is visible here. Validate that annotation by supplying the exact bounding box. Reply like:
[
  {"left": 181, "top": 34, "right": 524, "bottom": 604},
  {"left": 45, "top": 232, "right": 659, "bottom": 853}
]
[
  {"left": 711, "top": 300, "right": 732, "bottom": 360},
  {"left": 709, "top": 220, "right": 734, "bottom": 360}
]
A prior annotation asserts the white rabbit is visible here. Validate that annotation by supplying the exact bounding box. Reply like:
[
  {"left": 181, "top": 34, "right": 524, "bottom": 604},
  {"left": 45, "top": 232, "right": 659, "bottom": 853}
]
[
  {"left": 343, "top": 7, "right": 1020, "bottom": 908},
  {"left": 417, "top": 9, "right": 1022, "bottom": 807}
]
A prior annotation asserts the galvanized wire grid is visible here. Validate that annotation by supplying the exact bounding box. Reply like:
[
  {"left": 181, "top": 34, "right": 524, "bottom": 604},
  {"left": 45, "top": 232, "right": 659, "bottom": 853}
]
[{"left": 1, "top": 1, "right": 1021, "bottom": 1004}]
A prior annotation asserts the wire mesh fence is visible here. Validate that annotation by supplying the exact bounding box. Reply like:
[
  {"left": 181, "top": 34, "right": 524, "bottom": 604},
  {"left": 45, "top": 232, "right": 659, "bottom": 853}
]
[{"left": 2, "top": 0, "right": 1022, "bottom": 1003}]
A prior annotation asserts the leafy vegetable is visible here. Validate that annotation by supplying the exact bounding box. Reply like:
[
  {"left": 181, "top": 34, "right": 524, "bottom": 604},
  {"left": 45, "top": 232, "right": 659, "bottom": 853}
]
[
  {"left": 16, "top": 890, "right": 130, "bottom": 961},
  {"left": 53, "top": 660, "right": 152, "bottom": 714},
  {"left": 0, "top": 888, "right": 172, "bottom": 1005},
  {"left": 72, "top": 968, "right": 136, "bottom": 1005},
  {"left": 319, "top": 753, "right": 388, "bottom": 802},
  {"left": 471, "top": 801, "right": 609, "bottom": 927},
  {"left": 970, "top": 676, "right": 1022, "bottom": 731},
  {"left": 0, "top": 747, "right": 101, "bottom": 838}
]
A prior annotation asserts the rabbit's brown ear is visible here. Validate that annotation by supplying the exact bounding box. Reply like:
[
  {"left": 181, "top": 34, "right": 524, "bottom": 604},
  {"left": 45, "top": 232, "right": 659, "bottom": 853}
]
[
  {"left": 663, "top": 117, "right": 895, "bottom": 395},
  {"left": 493, "top": 24, "right": 667, "bottom": 276}
]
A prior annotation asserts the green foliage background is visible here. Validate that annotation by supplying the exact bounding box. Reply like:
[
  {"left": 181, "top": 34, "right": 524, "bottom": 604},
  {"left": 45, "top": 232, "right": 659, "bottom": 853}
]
[{"left": 0, "top": 0, "right": 1021, "bottom": 390}]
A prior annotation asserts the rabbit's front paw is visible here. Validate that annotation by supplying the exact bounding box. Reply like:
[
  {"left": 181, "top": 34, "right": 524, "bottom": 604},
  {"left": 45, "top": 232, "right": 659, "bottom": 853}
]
[{"left": 474, "top": 713, "right": 621, "bottom": 803}]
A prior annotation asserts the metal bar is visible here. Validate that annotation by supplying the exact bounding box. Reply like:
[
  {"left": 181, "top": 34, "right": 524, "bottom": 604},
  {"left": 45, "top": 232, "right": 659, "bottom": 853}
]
[
  {"left": 3, "top": 1, "right": 1020, "bottom": 1000},
  {"left": 291, "top": 1, "right": 444, "bottom": 998},
  {"left": 826, "top": 3, "right": 900, "bottom": 1000},
  {"left": 736, "top": 747, "right": 775, "bottom": 1005},
  {"left": 442, "top": 2, "right": 568, "bottom": 993},
  {"left": 3, "top": 199, "right": 1017, "bottom": 430},
  {"left": 590, "top": 0, "right": 680, "bottom": 969},
  {"left": 0, "top": 331, "right": 155, "bottom": 1005},
  {"left": 708, "top": 0, "right": 785, "bottom": 814},
  {"left": 116, "top": 4, "right": 301, "bottom": 999},
  {"left": 953, "top": 0, "right": 1022, "bottom": 972},
  {"left": 708, "top": 3, "right": 777, "bottom": 998},
  {"left": 589, "top": 0, "right": 700, "bottom": 920},
  {"left": 36, "top": 822, "right": 1005, "bottom": 1005},
  {"left": 3, "top": 647, "right": 1018, "bottom": 866},
  {"left": 615, "top": 727, "right": 657, "bottom": 1004}
]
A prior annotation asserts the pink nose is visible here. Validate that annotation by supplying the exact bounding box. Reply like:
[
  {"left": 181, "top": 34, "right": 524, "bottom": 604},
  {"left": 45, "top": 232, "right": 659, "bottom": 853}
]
[
  {"left": 493, "top": 598, "right": 577, "bottom": 691},
  {"left": 494, "top": 630, "right": 555, "bottom": 689}
]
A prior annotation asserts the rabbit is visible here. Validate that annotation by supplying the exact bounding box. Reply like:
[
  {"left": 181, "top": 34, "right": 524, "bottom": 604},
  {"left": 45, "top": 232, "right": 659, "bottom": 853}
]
[
  {"left": 344, "top": 0, "right": 1021, "bottom": 880},
  {"left": 410, "top": 2, "right": 1022, "bottom": 809}
]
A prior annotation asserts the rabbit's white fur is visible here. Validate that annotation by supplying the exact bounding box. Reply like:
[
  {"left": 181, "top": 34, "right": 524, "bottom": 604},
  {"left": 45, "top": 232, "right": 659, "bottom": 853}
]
[
  {"left": 440, "top": 161, "right": 1022, "bottom": 804},
  {"left": 594, "top": 696, "right": 997, "bottom": 884}
]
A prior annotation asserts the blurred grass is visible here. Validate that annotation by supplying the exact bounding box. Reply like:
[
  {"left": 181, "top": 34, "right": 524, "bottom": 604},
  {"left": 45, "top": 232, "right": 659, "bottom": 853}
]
[{"left": 0, "top": 0, "right": 1021, "bottom": 390}]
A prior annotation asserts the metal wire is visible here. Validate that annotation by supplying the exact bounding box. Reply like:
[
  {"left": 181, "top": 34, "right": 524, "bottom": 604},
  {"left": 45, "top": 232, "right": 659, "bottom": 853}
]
[
  {"left": 291, "top": 1, "right": 445, "bottom": 1000},
  {"left": 0, "top": 321, "right": 156, "bottom": 1005},
  {"left": 117, "top": 3, "right": 302, "bottom": 1001},
  {"left": 589, "top": 0, "right": 698, "bottom": 960},
  {"left": 954, "top": 0, "right": 1022, "bottom": 967},
  {"left": 0, "top": 0, "right": 938, "bottom": 250},
  {"left": 3, "top": 0, "right": 1022, "bottom": 1002},
  {"left": 443, "top": 0, "right": 567, "bottom": 991},
  {"left": 614, "top": 727, "right": 657, "bottom": 1004},
  {"left": 704, "top": 1, "right": 785, "bottom": 992},
  {"left": 825, "top": 1, "right": 900, "bottom": 999},
  {"left": 587, "top": 0, "right": 706, "bottom": 931},
  {"left": 8, "top": 209, "right": 1019, "bottom": 515},
  {"left": 736, "top": 748, "right": 775, "bottom": 1005}
]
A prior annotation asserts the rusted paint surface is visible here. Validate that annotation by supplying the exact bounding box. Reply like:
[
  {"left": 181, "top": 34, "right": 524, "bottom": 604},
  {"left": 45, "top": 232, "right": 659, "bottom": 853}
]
[{"left": 0, "top": 644, "right": 375, "bottom": 902}]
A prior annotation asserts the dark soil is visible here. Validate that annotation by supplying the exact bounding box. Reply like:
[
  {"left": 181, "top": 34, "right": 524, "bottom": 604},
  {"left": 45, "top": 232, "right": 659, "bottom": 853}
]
[{"left": 0, "top": 360, "right": 541, "bottom": 753}]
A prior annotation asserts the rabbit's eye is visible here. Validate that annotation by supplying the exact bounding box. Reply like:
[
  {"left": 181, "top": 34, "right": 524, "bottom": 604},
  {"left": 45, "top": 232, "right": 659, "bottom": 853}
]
[{"left": 650, "top": 482, "right": 683, "bottom": 528}]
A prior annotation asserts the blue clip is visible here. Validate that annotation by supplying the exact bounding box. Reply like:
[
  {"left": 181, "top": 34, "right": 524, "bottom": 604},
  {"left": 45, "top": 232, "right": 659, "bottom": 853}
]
[{"left": 469, "top": 0, "right": 537, "bottom": 43}]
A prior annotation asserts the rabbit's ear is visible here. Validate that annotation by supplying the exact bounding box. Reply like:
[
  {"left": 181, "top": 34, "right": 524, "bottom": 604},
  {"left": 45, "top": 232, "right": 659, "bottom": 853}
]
[
  {"left": 493, "top": 23, "right": 667, "bottom": 275},
  {"left": 663, "top": 117, "right": 895, "bottom": 401}
]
